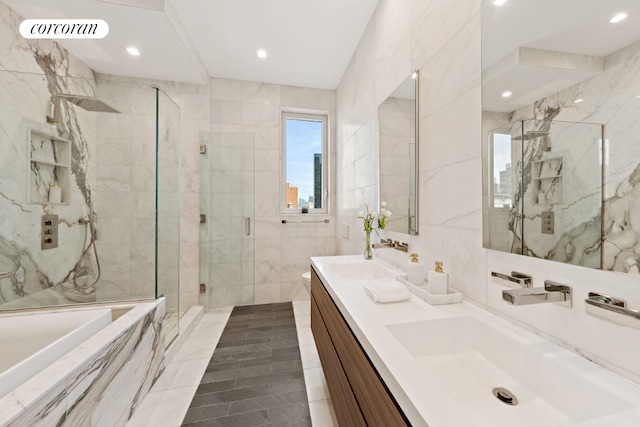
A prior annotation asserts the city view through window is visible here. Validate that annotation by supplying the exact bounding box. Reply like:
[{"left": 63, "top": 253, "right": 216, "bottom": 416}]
[
  {"left": 285, "top": 117, "right": 324, "bottom": 209},
  {"left": 493, "top": 132, "right": 513, "bottom": 208}
]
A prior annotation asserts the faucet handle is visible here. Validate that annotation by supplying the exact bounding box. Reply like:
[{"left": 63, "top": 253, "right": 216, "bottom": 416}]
[
  {"left": 544, "top": 280, "right": 572, "bottom": 307},
  {"left": 393, "top": 241, "right": 409, "bottom": 252},
  {"left": 511, "top": 271, "right": 532, "bottom": 287},
  {"left": 491, "top": 271, "right": 532, "bottom": 288}
]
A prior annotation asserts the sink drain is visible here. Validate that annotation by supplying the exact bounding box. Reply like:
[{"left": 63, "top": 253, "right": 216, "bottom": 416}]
[{"left": 492, "top": 387, "right": 518, "bottom": 406}]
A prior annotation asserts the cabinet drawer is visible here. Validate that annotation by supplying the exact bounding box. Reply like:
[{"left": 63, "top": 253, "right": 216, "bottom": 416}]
[
  {"left": 311, "top": 268, "right": 409, "bottom": 427},
  {"left": 311, "top": 295, "right": 367, "bottom": 426}
]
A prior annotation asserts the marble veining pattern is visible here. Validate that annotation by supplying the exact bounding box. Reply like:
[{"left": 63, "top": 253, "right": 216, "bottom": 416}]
[
  {"left": 500, "top": 39, "right": 640, "bottom": 273},
  {"left": 0, "top": 300, "right": 165, "bottom": 427},
  {"left": 0, "top": 2, "right": 102, "bottom": 309}
]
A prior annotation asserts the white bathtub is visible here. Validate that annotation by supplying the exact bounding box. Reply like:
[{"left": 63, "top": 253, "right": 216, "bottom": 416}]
[
  {"left": 0, "top": 300, "right": 165, "bottom": 427},
  {"left": 0, "top": 308, "right": 112, "bottom": 399}
]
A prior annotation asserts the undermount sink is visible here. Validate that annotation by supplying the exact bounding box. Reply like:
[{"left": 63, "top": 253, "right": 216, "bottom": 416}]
[
  {"left": 386, "top": 316, "right": 633, "bottom": 426},
  {"left": 327, "top": 261, "right": 397, "bottom": 281}
]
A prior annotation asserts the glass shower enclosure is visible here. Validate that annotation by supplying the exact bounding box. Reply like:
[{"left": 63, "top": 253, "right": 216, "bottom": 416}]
[
  {"left": 0, "top": 71, "right": 180, "bottom": 344},
  {"left": 486, "top": 119, "right": 603, "bottom": 268},
  {"left": 200, "top": 132, "right": 255, "bottom": 307}
]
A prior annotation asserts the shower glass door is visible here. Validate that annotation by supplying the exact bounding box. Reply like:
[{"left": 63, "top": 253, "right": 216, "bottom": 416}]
[{"left": 200, "top": 132, "right": 255, "bottom": 307}]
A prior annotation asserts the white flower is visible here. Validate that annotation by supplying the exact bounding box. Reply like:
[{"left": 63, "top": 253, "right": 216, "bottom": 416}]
[
  {"left": 381, "top": 201, "right": 387, "bottom": 208},
  {"left": 384, "top": 210, "right": 392, "bottom": 218},
  {"left": 358, "top": 210, "right": 364, "bottom": 218}
]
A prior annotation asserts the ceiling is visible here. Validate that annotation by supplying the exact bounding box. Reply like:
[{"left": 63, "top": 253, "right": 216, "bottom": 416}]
[
  {"left": 3, "top": 0, "right": 379, "bottom": 89},
  {"left": 482, "top": 0, "right": 640, "bottom": 113}
]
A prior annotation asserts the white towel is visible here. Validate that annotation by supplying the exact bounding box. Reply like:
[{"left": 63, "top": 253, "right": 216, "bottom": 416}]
[{"left": 364, "top": 280, "right": 411, "bottom": 303}]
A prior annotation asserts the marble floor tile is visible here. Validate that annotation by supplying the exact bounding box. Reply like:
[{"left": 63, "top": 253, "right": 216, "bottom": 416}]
[
  {"left": 171, "top": 337, "right": 219, "bottom": 362},
  {"left": 296, "top": 328, "right": 315, "bottom": 346},
  {"left": 308, "top": 398, "right": 339, "bottom": 427},
  {"left": 303, "top": 366, "right": 330, "bottom": 402},
  {"left": 153, "top": 358, "right": 211, "bottom": 391},
  {"left": 299, "top": 343, "right": 321, "bottom": 369},
  {"left": 126, "top": 386, "right": 198, "bottom": 427}
]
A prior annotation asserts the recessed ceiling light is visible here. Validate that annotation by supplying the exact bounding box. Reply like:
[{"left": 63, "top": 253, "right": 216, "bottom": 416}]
[
  {"left": 501, "top": 91, "right": 512, "bottom": 98},
  {"left": 494, "top": 0, "right": 507, "bottom": 5},
  {"left": 610, "top": 12, "right": 628, "bottom": 23},
  {"left": 574, "top": 98, "right": 584, "bottom": 103},
  {"left": 257, "top": 49, "right": 267, "bottom": 59},
  {"left": 126, "top": 46, "right": 140, "bottom": 56}
]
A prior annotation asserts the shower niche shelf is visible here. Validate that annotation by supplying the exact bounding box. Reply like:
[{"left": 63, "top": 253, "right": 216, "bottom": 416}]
[
  {"left": 28, "top": 128, "right": 71, "bottom": 205},
  {"left": 531, "top": 156, "right": 564, "bottom": 205}
]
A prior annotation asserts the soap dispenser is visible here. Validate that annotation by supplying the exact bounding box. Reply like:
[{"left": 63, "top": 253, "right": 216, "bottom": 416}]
[
  {"left": 407, "top": 253, "right": 424, "bottom": 285},
  {"left": 428, "top": 261, "right": 449, "bottom": 295}
]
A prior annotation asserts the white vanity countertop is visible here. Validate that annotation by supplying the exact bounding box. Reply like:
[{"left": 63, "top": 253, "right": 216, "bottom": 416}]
[{"left": 311, "top": 255, "right": 640, "bottom": 427}]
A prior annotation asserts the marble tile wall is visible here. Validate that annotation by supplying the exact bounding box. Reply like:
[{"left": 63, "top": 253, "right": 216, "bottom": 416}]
[
  {"left": 207, "top": 78, "right": 337, "bottom": 305},
  {"left": 92, "top": 78, "right": 159, "bottom": 304},
  {"left": 336, "top": 0, "right": 485, "bottom": 303},
  {"left": 0, "top": 2, "right": 206, "bottom": 319},
  {"left": 92, "top": 73, "right": 210, "bottom": 316},
  {"left": 0, "top": 2, "right": 102, "bottom": 309},
  {"left": 337, "top": 0, "right": 640, "bottom": 386}
]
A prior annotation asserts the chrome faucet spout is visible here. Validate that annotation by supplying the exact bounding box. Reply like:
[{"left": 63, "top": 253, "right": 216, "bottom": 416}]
[
  {"left": 0, "top": 271, "right": 14, "bottom": 280},
  {"left": 502, "top": 280, "right": 572, "bottom": 307}
]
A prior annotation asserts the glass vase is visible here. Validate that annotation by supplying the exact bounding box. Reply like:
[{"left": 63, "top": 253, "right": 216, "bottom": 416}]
[{"left": 364, "top": 229, "right": 372, "bottom": 260}]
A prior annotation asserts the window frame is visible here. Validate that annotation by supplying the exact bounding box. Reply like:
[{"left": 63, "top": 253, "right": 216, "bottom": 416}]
[{"left": 280, "top": 110, "right": 329, "bottom": 215}]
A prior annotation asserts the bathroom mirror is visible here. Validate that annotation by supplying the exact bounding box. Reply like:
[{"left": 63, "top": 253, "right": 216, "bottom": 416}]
[
  {"left": 482, "top": 0, "right": 640, "bottom": 274},
  {"left": 378, "top": 72, "right": 418, "bottom": 235}
]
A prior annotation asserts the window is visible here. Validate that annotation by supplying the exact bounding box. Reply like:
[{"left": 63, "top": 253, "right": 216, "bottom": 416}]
[{"left": 281, "top": 111, "right": 328, "bottom": 214}]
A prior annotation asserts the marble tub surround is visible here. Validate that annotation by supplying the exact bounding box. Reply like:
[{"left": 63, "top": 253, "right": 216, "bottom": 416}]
[
  {"left": 0, "top": 299, "right": 165, "bottom": 427},
  {"left": 312, "top": 255, "right": 640, "bottom": 427},
  {"left": 0, "top": 307, "right": 112, "bottom": 399}
]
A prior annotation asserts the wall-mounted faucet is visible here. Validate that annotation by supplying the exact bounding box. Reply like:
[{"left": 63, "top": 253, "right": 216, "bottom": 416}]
[
  {"left": 585, "top": 292, "right": 640, "bottom": 330},
  {"left": 502, "top": 280, "right": 572, "bottom": 307},
  {"left": 372, "top": 238, "right": 394, "bottom": 249},
  {"left": 371, "top": 239, "right": 409, "bottom": 252},
  {"left": 393, "top": 241, "right": 409, "bottom": 252}
]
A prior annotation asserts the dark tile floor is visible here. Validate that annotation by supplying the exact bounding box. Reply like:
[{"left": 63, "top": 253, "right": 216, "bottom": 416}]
[{"left": 181, "top": 302, "right": 312, "bottom": 427}]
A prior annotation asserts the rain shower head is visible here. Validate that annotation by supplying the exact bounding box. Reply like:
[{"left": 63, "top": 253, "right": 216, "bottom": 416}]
[
  {"left": 58, "top": 94, "right": 121, "bottom": 113},
  {"left": 46, "top": 94, "right": 121, "bottom": 123}
]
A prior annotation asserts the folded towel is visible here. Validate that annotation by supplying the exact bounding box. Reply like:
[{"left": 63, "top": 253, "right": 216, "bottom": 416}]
[{"left": 364, "top": 280, "right": 411, "bottom": 303}]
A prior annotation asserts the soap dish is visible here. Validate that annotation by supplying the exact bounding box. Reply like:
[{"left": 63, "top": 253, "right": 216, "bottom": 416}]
[{"left": 396, "top": 275, "right": 463, "bottom": 305}]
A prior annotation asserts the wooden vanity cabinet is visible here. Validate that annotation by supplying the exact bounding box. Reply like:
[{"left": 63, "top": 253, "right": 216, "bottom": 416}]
[{"left": 310, "top": 267, "right": 409, "bottom": 426}]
